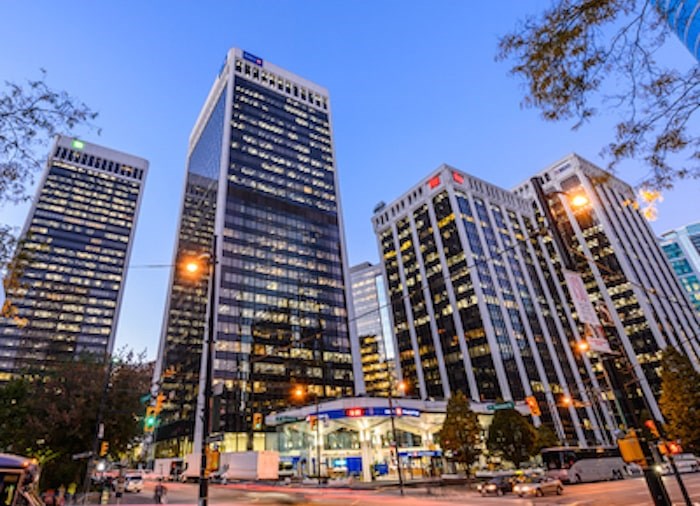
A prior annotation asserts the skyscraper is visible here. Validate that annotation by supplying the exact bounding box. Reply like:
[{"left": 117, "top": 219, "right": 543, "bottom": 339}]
[
  {"left": 653, "top": 0, "right": 700, "bottom": 60},
  {"left": 372, "top": 154, "right": 700, "bottom": 446},
  {"left": 0, "top": 135, "right": 148, "bottom": 380},
  {"left": 153, "top": 49, "right": 355, "bottom": 455},
  {"left": 660, "top": 222, "right": 700, "bottom": 315},
  {"left": 349, "top": 262, "right": 396, "bottom": 397}
]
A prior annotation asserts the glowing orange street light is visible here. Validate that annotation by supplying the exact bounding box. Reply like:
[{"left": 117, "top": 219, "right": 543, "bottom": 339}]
[
  {"left": 569, "top": 194, "right": 589, "bottom": 208},
  {"left": 293, "top": 386, "right": 305, "bottom": 400},
  {"left": 397, "top": 380, "right": 407, "bottom": 395},
  {"left": 561, "top": 395, "right": 572, "bottom": 407},
  {"left": 576, "top": 340, "right": 590, "bottom": 353}
]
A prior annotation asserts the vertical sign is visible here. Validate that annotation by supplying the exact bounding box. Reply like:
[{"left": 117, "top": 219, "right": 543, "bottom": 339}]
[{"left": 564, "top": 270, "right": 612, "bottom": 353}]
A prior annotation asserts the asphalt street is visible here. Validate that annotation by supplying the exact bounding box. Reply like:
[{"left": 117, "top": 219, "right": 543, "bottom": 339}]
[{"left": 95, "top": 473, "right": 700, "bottom": 506}]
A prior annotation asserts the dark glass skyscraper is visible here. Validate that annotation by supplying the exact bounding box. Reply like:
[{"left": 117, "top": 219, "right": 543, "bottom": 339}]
[
  {"left": 153, "top": 49, "right": 355, "bottom": 455},
  {"left": 0, "top": 135, "right": 148, "bottom": 381}
]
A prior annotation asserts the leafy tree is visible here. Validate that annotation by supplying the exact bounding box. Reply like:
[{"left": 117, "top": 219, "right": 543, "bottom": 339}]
[
  {"left": 487, "top": 408, "right": 537, "bottom": 468},
  {"left": 437, "top": 390, "right": 481, "bottom": 476},
  {"left": 659, "top": 346, "right": 700, "bottom": 454},
  {"left": 0, "top": 71, "right": 97, "bottom": 270},
  {"left": 498, "top": 0, "right": 700, "bottom": 190},
  {"left": 0, "top": 349, "right": 151, "bottom": 487},
  {"left": 532, "top": 424, "right": 560, "bottom": 456}
]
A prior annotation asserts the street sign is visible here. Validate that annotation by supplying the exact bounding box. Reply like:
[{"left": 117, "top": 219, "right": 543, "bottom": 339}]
[
  {"left": 72, "top": 451, "right": 93, "bottom": 460},
  {"left": 487, "top": 401, "right": 515, "bottom": 411},
  {"left": 207, "top": 433, "right": 224, "bottom": 443},
  {"left": 276, "top": 416, "right": 300, "bottom": 423}
]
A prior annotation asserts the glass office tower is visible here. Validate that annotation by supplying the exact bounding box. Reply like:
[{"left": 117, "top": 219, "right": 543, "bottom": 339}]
[
  {"left": 373, "top": 156, "right": 700, "bottom": 446},
  {"left": 153, "top": 49, "right": 355, "bottom": 455},
  {"left": 653, "top": 0, "right": 700, "bottom": 60},
  {"left": 660, "top": 222, "right": 700, "bottom": 315},
  {"left": 0, "top": 135, "right": 147, "bottom": 381},
  {"left": 349, "top": 262, "right": 397, "bottom": 396}
]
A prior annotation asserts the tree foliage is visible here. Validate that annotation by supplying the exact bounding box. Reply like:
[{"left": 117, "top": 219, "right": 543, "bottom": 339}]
[
  {"left": 437, "top": 390, "right": 481, "bottom": 473},
  {"left": 0, "top": 71, "right": 97, "bottom": 269},
  {"left": 486, "top": 408, "right": 537, "bottom": 468},
  {"left": 0, "top": 349, "right": 151, "bottom": 487},
  {"left": 659, "top": 346, "right": 700, "bottom": 454},
  {"left": 498, "top": 0, "right": 700, "bottom": 189},
  {"left": 533, "top": 424, "right": 560, "bottom": 455}
]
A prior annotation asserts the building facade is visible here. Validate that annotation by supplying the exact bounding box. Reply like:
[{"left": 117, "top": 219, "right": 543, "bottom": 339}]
[
  {"left": 0, "top": 135, "right": 147, "bottom": 380},
  {"left": 153, "top": 49, "right": 356, "bottom": 456},
  {"left": 349, "top": 262, "right": 397, "bottom": 396},
  {"left": 372, "top": 155, "right": 700, "bottom": 447},
  {"left": 653, "top": 0, "right": 700, "bottom": 60},
  {"left": 660, "top": 222, "right": 700, "bottom": 315}
]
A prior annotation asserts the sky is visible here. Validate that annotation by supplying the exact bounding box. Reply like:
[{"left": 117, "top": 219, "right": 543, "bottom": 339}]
[{"left": 2, "top": 1, "right": 699, "bottom": 361}]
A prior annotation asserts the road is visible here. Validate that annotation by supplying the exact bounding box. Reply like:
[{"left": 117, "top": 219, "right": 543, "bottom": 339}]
[{"left": 102, "top": 473, "right": 700, "bottom": 506}]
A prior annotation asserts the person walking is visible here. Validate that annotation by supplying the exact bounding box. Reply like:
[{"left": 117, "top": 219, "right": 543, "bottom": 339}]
[
  {"left": 115, "top": 477, "right": 125, "bottom": 505},
  {"left": 153, "top": 478, "right": 167, "bottom": 504},
  {"left": 65, "top": 482, "right": 77, "bottom": 505}
]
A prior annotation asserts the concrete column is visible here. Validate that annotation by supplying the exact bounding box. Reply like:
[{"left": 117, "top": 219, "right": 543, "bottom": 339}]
[{"left": 360, "top": 430, "right": 373, "bottom": 483}]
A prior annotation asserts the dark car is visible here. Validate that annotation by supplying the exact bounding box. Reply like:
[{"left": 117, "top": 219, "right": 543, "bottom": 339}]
[{"left": 480, "top": 476, "right": 515, "bottom": 496}]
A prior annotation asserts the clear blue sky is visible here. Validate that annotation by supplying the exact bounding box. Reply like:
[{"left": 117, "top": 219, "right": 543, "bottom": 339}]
[{"left": 2, "top": 1, "right": 698, "bottom": 360}]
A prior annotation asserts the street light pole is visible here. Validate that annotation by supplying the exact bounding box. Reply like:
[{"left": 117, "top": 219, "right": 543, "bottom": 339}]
[
  {"left": 387, "top": 383, "right": 405, "bottom": 496},
  {"left": 530, "top": 176, "right": 673, "bottom": 506},
  {"left": 198, "top": 235, "right": 217, "bottom": 506},
  {"left": 315, "top": 394, "right": 321, "bottom": 486}
]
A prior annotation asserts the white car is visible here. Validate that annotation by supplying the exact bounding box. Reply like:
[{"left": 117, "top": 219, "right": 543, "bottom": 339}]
[
  {"left": 656, "top": 454, "right": 699, "bottom": 475},
  {"left": 513, "top": 476, "right": 564, "bottom": 497},
  {"left": 124, "top": 473, "right": 144, "bottom": 493}
]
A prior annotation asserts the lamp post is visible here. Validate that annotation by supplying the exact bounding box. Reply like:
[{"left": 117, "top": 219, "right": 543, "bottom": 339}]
[
  {"left": 387, "top": 380, "right": 406, "bottom": 496},
  {"left": 530, "top": 176, "right": 674, "bottom": 506},
  {"left": 294, "top": 386, "right": 322, "bottom": 485},
  {"left": 184, "top": 236, "right": 218, "bottom": 506}
]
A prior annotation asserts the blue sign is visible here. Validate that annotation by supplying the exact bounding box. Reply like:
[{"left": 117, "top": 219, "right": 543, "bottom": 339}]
[{"left": 243, "top": 51, "right": 263, "bottom": 66}]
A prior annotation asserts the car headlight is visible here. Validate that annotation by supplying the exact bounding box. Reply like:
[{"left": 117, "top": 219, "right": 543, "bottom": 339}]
[
  {"left": 654, "top": 465, "right": 663, "bottom": 474},
  {"left": 486, "top": 484, "right": 496, "bottom": 491},
  {"left": 521, "top": 486, "right": 530, "bottom": 492}
]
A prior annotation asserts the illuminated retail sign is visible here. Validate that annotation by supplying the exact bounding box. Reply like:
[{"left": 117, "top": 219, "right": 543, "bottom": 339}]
[
  {"left": 72, "top": 139, "right": 85, "bottom": 150},
  {"left": 345, "top": 408, "right": 364, "bottom": 417},
  {"left": 243, "top": 51, "right": 263, "bottom": 66},
  {"left": 452, "top": 172, "right": 464, "bottom": 184},
  {"left": 428, "top": 176, "right": 441, "bottom": 189}
]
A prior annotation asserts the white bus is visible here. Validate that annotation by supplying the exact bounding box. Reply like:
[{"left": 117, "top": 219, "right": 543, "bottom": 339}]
[{"left": 541, "top": 446, "right": 632, "bottom": 483}]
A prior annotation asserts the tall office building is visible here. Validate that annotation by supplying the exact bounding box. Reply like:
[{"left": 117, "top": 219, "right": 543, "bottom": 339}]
[
  {"left": 372, "top": 154, "right": 700, "bottom": 446},
  {"left": 0, "top": 135, "right": 147, "bottom": 380},
  {"left": 660, "top": 222, "right": 700, "bottom": 315},
  {"left": 653, "top": 0, "right": 700, "bottom": 60},
  {"left": 349, "top": 262, "right": 397, "bottom": 397},
  {"left": 153, "top": 49, "right": 355, "bottom": 455}
]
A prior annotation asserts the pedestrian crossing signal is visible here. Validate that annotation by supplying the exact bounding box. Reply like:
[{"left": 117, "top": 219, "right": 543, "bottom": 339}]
[
  {"left": 99, "top": 441, "right": 109, "bottom": 457},
  {"left": 253, "top": 413, "right": 263, "bottom": 431},
  {"left": 525, "top": 396, "right": 541, "bottom": 417}
]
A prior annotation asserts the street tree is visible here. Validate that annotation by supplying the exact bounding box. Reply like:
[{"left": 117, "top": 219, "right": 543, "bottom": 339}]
[
  {"left": 659, "top": 346, "right": 700, "bottom": 454},
  {"left": 0, "top": 349, "right": 151, "bottom": 487},
  {"left": 498, "top": 0, "right": 700, "bottom": 190},
  {"left": 487, "top": 408, "right": 537, "bottom": 468},
  {"left": 532, "top": 424, "right": 560, "bottom": 456},
  {"left": 0, "top": 71, "right": 97, "bottom": 272},
  {"left": 437, "top": 390, "right": 481, "bottom": 476}
]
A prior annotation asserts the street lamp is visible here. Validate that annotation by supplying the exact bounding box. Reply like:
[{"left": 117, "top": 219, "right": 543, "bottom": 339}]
[
  {"left": 183, "top": 236, "right": 218, "bottom": 506},
  {"left": 293, "top": 386, "right": 322, "bottom": 485},
  {"left": 386, "top": 379, "right": 405, "bottom": 496}
]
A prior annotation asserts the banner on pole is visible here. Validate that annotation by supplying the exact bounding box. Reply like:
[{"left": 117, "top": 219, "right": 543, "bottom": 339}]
[
  {"left": 584, "top": 324, "right": 613, "bottom": 354},
  {"left": 563, "top": 270, "right": 600, "bottom": 325}
]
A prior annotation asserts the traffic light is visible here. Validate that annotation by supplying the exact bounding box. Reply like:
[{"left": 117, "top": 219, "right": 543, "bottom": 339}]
[
  {"left": 99, "top": 441, "right": 109, "bottom": 457},
  {"left": 617, "top": 430, "right": 646, "bottom": 465},
  {"left": 154, "top": 392, "right": 165, "bottom": 414},
  {"left": 253, "top": 413, "right": 263, "bottom": 431},
  {"left": 660, "top": 441, "right": 683, "bottom": 455},
  {"left": 644, "top": 419, "right": 661, "bottom": 440},
  {"left": 525, "top": 396, "right": 541, "bottom": 417},
  {"left": 144, "top": 406, "right": 157, "bottom": 433}
]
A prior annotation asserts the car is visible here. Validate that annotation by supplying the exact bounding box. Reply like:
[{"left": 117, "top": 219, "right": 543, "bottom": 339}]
[
  {"left": 656, "top": 454, "right": 700, "bottom": 475},
  {"left": 124, "top": 473, "right": 144, "bottom": 493},
  {"left": 480, "top": 476, "right": 514, "bottom": 496},
  {"left": 513, "top": 476, "right": 563, "bottom": 497}
]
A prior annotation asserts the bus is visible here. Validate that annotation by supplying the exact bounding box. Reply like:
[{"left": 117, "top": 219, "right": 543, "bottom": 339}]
[
  {"left": 0, "top": 454, "right": 41, "bottom": 506},
  {"left": 541, "top": 446, "right": 632, "bottom": 483}
]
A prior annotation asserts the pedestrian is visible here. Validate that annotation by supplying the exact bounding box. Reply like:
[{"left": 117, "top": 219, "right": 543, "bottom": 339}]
[
  {"left": 57, "top": 485, "right": 66, "bottom": 506},
  {"left": 41, "top": 488, "right": 56, "bottom": 506},
  {"left": 153, "top": 478, "right": 167, "bottom": 504},
  {"left": 65, "top": 482, "right": 77, "bottom": 505},
  {"left": 115, "top": 477, "right": 125, "bottom": 505}
]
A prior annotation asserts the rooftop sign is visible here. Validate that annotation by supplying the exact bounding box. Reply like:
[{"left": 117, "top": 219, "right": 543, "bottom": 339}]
[{"left": 243, "top": 51, "right": 263, "bottom": 66}]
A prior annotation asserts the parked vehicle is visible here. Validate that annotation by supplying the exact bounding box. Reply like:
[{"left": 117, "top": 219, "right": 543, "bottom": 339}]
[
  {"left": 213, "top": 451, "right": 279, "bottom": 483},
  {"left": 513, "top": 476, "right": 564, "bottom": 497},
  {"left": 656, "top": 454, "right": 699, "bottom": 475},
  {"left": 124, "top": 473, "right": 144, "bottom": 493},
  {"left": 480, "top": 476, "right": 515, "bottom": 496}
]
